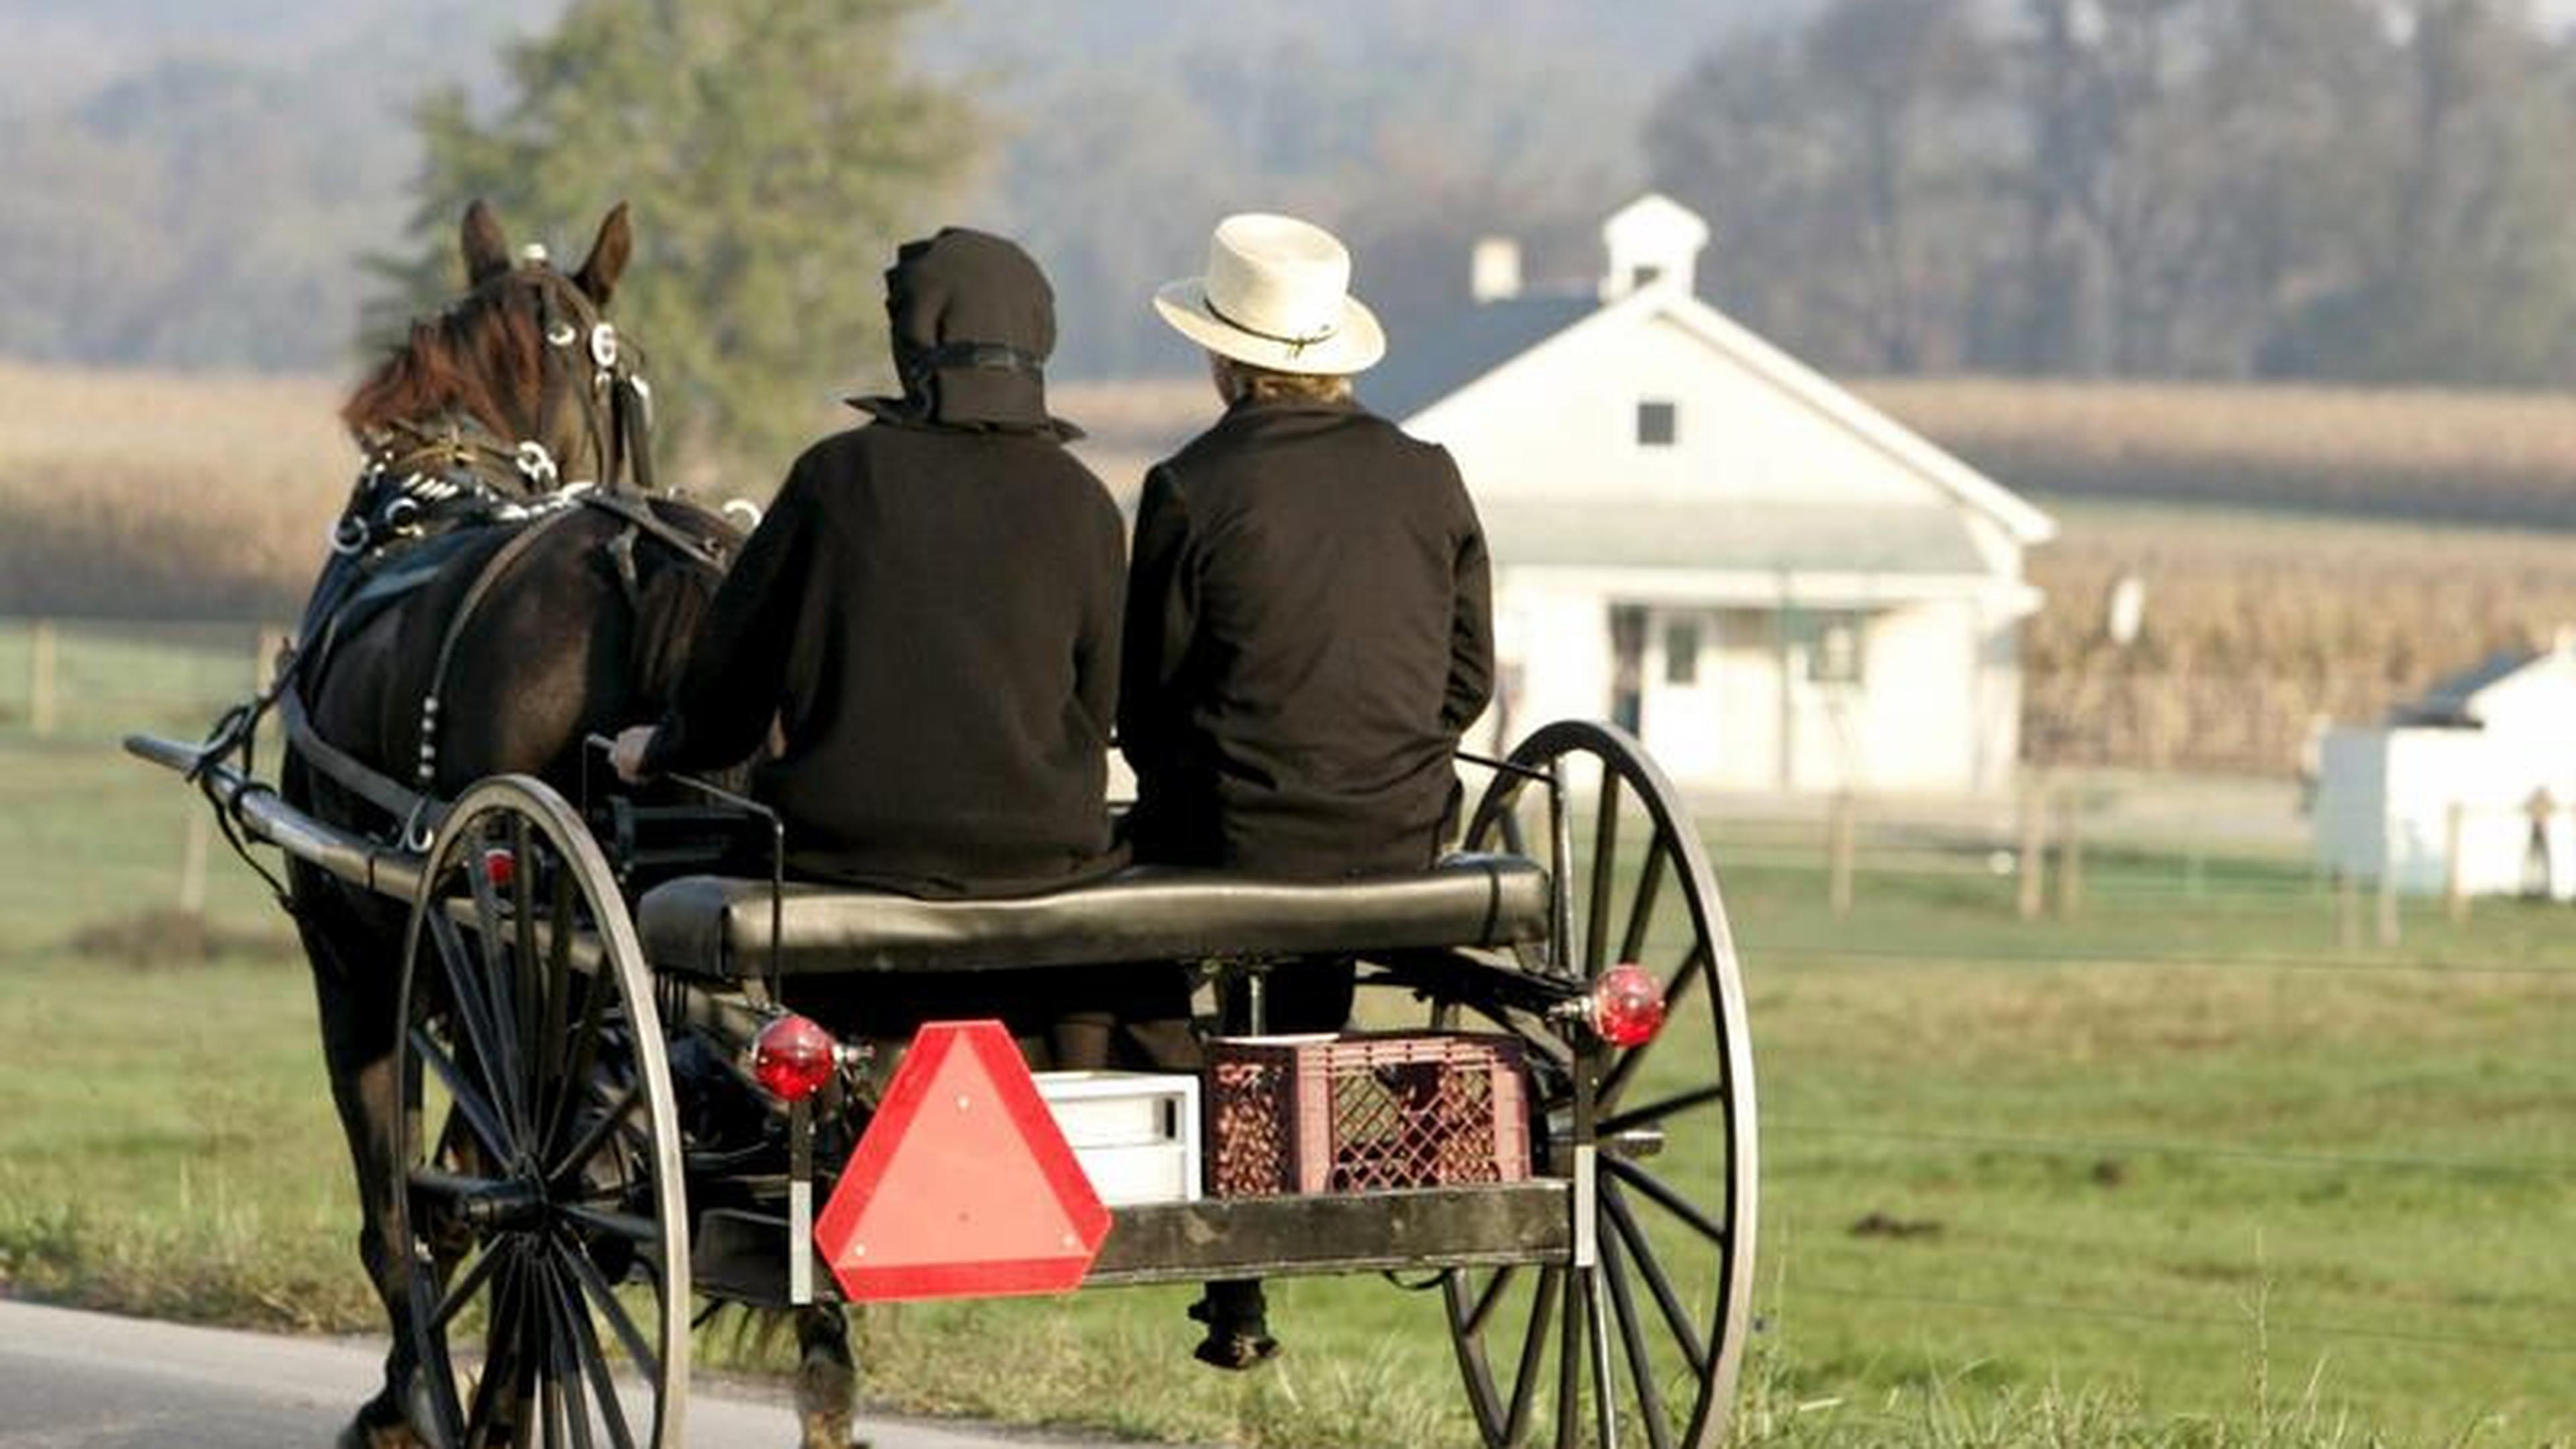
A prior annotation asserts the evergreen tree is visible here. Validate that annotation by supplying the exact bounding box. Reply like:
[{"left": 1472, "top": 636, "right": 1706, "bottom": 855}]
[{"left": 383, "top": 0, "right": 974, "bottom": 476}]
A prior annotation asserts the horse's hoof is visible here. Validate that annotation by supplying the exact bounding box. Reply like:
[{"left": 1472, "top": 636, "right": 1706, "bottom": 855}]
[
  {"left": 794, "top": 1352, "right": 857, "bottom": 1449},
  {"left": 796, "top": 1409, "right": 857, "bottom": 1449}
]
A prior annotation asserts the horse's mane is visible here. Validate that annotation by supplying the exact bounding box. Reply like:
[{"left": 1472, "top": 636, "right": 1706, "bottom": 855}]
[{"left": 341, "top": 283, "right": 549, "bottom": 441}]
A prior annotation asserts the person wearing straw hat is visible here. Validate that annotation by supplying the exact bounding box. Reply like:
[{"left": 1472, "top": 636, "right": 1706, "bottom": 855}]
[{"left": 1122, "top": 211, "right": 1495, "bottom": 1369}]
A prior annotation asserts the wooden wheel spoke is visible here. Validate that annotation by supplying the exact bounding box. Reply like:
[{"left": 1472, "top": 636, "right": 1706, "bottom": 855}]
[
  {"left": 558, "top": 1234, "right": 663, "bottom": 1380},
  {"left": 510, "top": 818, "right": 554, "bottom": 1136},
  {"left": 462, "top": 1252, "right": 531, "bottom": 1448},
  {"left": 1585, "top": 774, "right": 1623, "bottom": 976},
  {"left": 540, "top": 1342, "right": 572, "bottom": 1449},
  {"left": 463, "top": 839, "right": 531, "bottom": 1122},
  {"left": 561, "top": 1203, "right": 662, "bottom": 1250},
  {"left": 535, "top": 863, "right": 586, "bottom": 1132},
  {"left": 1604, "top": 1174, "right": 1711, "bottom": 1377},
  {"left": 411, "top": 1028, "right": 515, "bottom": 1166},
  {"left": 539, "top": 1258, "right": 629, "bottom": 1449},
  {"left": 1605, "top": 1156, "right": 1729, "bottom": 1251},
  {"left": 541, "top": 978, "right": 613, "bottom": 1163},
  {"left": 1503, "top": 1265, "right": 1560, "bottom": 1447},
  {"left": 1598, "top": 1081, "right": 1727, "bottom": 1138},
  {"left": 1601, "top": 1223, "right": 1678, "bottom": 1449},
  {"left": 1618, "top": 835, "right": 1671, "bottom": 967},
  {"left": 550, "top": 1083, "right": 643, "bottom": 1186},
  {"left": 430, "top": 908, "right": 529, "bottom": 1140},
  {"left": 432, "top": 1241, "right": 506, "bottom": 1332}
]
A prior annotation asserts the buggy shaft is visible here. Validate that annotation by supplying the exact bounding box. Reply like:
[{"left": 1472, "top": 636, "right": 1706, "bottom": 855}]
[{"left": 125, "top": 733, "right": 425, "bottom": 900}]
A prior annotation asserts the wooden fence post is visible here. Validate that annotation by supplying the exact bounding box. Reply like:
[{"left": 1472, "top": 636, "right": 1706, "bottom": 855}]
[
  {"left": 29, "top": 619, "right": 56, "bottom": 736},
  {"left": 1827, "top": 791, "right": 1856, "bottom": 918},
  {"left": 2017, "top": 777, "right": 2048, "bottom": 921},
  {"left": 2375, "top": 865, "right": 2401, "bottom": 948},
  {"left": 2443, "top": 802, "right": 2468, "bottom": 925},
  {"left": 2334, "top": 870, "right": 2359, "bottom": 951},
  {"left": 256, "top": 625, "right": 293, "bottom": 692},
  {"left": 2053, "top": 785, "right": 2085, "bottom": 919}
]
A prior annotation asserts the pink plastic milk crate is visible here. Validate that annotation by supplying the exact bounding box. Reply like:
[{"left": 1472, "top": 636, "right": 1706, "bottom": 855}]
[{"left": 1205, "top": 1031, "right": 1532, "bottom": 1197}]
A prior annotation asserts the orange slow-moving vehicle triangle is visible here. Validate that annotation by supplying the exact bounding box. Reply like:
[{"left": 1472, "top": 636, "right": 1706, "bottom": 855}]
[{"left": 813, "top": 1020, "right": 1111, "bottom": 1301}]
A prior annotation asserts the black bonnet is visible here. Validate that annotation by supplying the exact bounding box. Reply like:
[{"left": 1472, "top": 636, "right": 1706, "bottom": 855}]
[{"left": 851, "top": 227, "right": 1079, "bottom": 439}]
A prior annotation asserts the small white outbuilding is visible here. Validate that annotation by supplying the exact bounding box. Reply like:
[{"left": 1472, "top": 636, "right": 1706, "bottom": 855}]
[
  {"left": 1364, "top": 195, "right": 2054, "bottom": 795},
  {"left": 2310, "top": 642, "right": 2576, "bottom": 898}
]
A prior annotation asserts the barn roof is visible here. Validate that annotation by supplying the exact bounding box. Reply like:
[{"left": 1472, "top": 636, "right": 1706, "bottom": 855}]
[
  {"left": 2392, "top": 649, "right": 2545, "bottom": 727},
  {"left": 1368, "top": 284, "right": 2055, "bottom": 549},
  {"left": 1359, "top": 293, "right": 1597, "bottom": 425}
]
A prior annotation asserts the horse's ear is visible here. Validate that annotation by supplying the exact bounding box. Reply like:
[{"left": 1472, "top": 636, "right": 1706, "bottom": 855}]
[
  {"left": 461, "top": 199, "right": 513, "bottom": 288},
  {"left": 574, "top": 203, "right": 633, "bottom": 307}
]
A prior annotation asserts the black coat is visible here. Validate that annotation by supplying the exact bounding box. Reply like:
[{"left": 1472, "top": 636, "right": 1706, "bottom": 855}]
[
  {"left": 645, "top": 417, "right": 1126, "bottom": 897},
  {"left": 1120, "top": 394, "right": 1494, "bottom": 877}
]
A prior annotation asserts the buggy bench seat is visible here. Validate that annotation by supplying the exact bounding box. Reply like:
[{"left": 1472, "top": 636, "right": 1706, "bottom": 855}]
[{"left": 636, "top": 853, "right": 1549, "bottom": 981}]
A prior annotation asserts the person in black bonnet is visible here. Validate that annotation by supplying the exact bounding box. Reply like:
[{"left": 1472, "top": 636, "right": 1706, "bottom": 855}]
[{"left": 612, "top": 227, "right": 1131, "bottom": 1044}]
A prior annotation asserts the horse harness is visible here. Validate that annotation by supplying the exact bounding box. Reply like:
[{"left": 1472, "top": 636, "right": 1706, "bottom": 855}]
[{"left": 197, "top": 266, "right": 727, "bottom": 877}]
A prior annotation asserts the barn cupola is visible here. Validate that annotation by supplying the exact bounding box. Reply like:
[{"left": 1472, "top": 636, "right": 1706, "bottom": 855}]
[{"left": 1599, "top": 193, "right": 1709, "bottom": 303}]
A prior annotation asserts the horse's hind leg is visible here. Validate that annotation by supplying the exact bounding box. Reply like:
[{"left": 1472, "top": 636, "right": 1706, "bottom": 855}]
[
  {"left": 298, "top": 891, "right": 429, "bottom": 1449},
  {"left": 794, "top": 1303, "right": 863, "bottom": 1449}
]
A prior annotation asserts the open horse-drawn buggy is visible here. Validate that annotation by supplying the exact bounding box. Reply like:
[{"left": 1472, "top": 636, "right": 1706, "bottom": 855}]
[{"left": 130, "top": 203, "right": 1758, "bottom": 1449}]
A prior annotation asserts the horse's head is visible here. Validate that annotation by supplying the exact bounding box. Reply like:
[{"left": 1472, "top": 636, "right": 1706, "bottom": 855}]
[{"left": 343, "top": 200, "right": 646, "bottom": 499}]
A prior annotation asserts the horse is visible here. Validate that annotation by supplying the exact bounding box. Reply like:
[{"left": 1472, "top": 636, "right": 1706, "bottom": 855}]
[{"left": 271, "top": 199, "right": 768, "bottom": 1449}]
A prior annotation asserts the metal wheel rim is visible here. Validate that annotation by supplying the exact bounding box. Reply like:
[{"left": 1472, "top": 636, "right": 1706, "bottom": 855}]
[{"left": 390, "top": 774, "right": 690, "bottom": 1449}]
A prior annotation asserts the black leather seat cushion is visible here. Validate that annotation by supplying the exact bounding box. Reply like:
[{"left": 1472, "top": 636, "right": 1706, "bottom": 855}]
[{"left": 637, "top": 853, "right": 1549, "bottom": 981}]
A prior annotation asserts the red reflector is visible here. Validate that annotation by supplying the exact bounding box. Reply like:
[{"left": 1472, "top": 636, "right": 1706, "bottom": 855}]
[
  {"left": 753, "top": 1014, "right": 838, "bottom": 1101},
  {"left": 1591, "top": 963, "right": 1666, "bottom": 1047},
  {"left": 480, "top": 847, "right": 515, "bottom": 890}
]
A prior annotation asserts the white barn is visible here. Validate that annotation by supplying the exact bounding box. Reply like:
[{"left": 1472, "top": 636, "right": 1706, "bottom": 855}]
[
  {"left": 2311, "top": 643, "right": 2576, "bottom": 898},
  {"left": 1364, "top": 195, "right": 2055, "bottom": 795}
]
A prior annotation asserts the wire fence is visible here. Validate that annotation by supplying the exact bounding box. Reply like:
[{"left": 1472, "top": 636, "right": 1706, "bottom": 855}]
[{"left": 0, "top": 614, "right": 285, "bottom": 745}]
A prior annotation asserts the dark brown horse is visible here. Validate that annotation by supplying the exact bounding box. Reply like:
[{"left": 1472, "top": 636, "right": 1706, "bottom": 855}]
[{"left": 284, "top": 201, "right": 741, "bottom": 1449}]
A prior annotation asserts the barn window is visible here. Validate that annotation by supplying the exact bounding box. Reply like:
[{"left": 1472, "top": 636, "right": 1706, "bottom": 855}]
[
  {"left": 1664, "top": 620, "right": 1701, "bottom": 685},
  {"left": 1631, "top": 264, "right": 1664, "bottom": 290},
  {"left": 1636, "top": 399, "right": 1677, "bottom": 447}
]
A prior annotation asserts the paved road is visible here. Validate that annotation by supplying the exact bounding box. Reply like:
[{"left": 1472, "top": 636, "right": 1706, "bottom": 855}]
[{"left": 0, "top": 1299, "right": 1157, "bottom": 1448}]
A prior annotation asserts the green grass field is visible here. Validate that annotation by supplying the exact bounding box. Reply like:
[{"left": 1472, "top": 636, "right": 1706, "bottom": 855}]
[{"left": 0, "top": 632, "right": 2570, "bottom": 1448}]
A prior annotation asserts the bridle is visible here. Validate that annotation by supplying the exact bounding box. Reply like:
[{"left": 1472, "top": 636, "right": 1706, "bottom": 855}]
[{"left": 337, "top": 251, "right": 658, "bottom": 556}]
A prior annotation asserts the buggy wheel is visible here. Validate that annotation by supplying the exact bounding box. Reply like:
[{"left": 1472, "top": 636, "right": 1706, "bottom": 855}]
[
  {"left": 1440, "top": 720, "right": 1758, "bottom": 1449},
  {"left": 391, "top": 775, "right": 689, "bottom": 1448}
]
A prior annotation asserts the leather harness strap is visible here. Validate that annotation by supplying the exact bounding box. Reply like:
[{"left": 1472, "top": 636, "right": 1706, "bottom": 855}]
[{"left": 278, "top": 488, "right": 727, "bottom": 848}]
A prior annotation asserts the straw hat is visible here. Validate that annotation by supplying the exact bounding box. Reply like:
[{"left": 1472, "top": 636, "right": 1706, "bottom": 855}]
[{"left": 1152, "top": 213, "right": 1386, "bottom": 375}]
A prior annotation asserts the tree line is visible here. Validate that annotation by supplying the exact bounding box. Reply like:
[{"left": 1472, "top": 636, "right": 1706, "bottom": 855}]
[
  {"left": 1646, "top": 0, "right": 2576, "bottom": 386},
  {"left": 9, "top": 0, "right": 2576, "bottom": 472}
]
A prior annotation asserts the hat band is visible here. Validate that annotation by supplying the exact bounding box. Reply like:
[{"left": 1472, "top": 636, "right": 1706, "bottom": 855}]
[
  {"left": 1205, "top": 294, "right": 1338, "bottom": 359},
  {"left": 921, "top": 341, "right": 1043, "bottom": 374}
]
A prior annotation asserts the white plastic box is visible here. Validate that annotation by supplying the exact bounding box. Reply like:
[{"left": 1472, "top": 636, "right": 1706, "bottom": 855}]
[{"left": 1032, "top": 1070, "right": 1202, "bottom": 1206}]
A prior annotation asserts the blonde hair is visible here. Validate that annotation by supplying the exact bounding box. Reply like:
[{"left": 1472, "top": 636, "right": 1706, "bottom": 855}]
[{"left": 1215, "top": 356, "right": 1354, "bottom": 405}]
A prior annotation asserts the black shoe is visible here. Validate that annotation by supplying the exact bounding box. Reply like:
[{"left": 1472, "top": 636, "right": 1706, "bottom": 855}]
[{"left": 1187, "top": 1293, "right": 1281, "bottom": 1371}]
